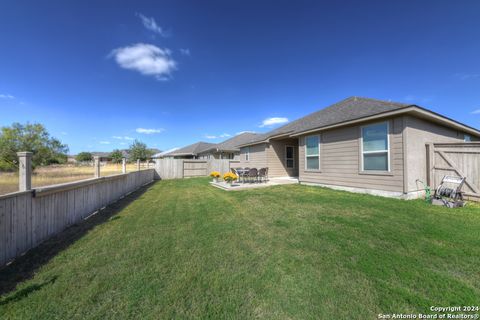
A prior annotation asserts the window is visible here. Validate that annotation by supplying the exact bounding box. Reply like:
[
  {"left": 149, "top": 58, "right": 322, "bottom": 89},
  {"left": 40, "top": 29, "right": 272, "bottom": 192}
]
[
  {"left": 242, "top": 147, "right": 250, "bottom": 161},
  {"left": 361, "top": 122, "right": 389, "bottom": 171},
  {"left": 305, "top": 135, "right": 320, "bottom": 170},
  {"left": 464, "top": 134, "right": 472, "bottom": 142},
  {"left": 221, "top": 153, "right": 234, "bottom": 160},
  {"left": 285, "top": 146, "right": 294, "bottom": 168}
]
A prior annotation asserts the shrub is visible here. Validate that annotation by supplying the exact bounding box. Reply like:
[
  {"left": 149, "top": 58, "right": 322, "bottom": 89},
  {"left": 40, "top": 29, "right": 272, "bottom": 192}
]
[{"left": 75, "top": 152, "right": 93, "bottom": 162}]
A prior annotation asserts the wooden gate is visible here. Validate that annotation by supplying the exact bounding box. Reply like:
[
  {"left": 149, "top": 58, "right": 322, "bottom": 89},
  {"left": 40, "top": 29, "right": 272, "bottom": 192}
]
[{"left": 426, "top": 142, "right": 480, "bottom": 200}]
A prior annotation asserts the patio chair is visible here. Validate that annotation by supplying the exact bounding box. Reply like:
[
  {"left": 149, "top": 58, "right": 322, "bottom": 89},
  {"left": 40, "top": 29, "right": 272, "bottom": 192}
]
[
  {"left": 258, "top": 168, "right": 267, "bottom": 183},
  {"left": 231, "top": 168, "right": 242, "bottom": 183},
  {"left": 247, "top": 168, "right": 258, "bottom": 183}
]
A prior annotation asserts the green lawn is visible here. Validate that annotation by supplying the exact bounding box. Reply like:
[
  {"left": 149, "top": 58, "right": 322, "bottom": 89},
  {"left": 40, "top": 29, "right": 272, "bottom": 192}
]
[{"left": 1, "top": 178, "right": 479, "bottom": 319}]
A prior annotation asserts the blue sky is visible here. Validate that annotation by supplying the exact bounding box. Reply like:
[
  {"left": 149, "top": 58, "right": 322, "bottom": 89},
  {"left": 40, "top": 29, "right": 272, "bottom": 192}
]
[{"left": 1, "top": 0, "right": 480, "bottom": 154}]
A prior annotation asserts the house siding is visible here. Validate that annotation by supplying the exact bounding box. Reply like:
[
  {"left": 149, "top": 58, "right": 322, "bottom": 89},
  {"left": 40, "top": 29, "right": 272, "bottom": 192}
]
[
  {"left": 298, "top": 117, "right": 405, "bottom": 193},
  {"left": 235, "top": 143, "right": 268, "bottom": 169},
  {"left": 267, "top": 139, "right": 299, "bottom": 177},
  {"left": 404, "top": 115, "right": 471, "bottom": 192}
]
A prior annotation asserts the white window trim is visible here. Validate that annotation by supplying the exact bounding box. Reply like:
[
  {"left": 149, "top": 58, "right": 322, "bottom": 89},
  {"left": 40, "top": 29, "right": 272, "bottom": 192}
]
[
  {"left": 464, "top": 134, "right": 471, "bottom": 142},
  {"left": 360, "top": 121, "right": 390, "bottom": 172},
  {"left": 304, "top": 134, "right": 321, "bottom": 171},
  {"left": 285, "top": 145, "right": 295, "bottom": 169}
]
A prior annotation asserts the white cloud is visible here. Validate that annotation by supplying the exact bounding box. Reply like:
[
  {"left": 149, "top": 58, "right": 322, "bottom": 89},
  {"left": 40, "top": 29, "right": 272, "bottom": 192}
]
[
  {"left": 204, "top": 133, "right": 231, "bottom": 139},
  {"left": 99, "top": 141, "right": 111, "bottom": 145},
  {"left": 113, "top": 136, "right": 134, "bottom": 140},
  {"left": 454, "top": 73, "right": 480, "bottom": 80},
  {"left": 60, "top": 132, "right": 68, "bottom": 135},
  {"left": 471, "top": 109, "right": 480, "bottom": 114},
  {"left": 180, "top": 48, "right": 190, "bottom": 56},
  {"left": 136, "top": 13, "right": 168, "bottom": 37},
  {"left": 136, "top": 128, "right": 165, "bottom": 134},
  {"left": 259, "top": 117, "right": 289, "bottom": 127},
  {"left": 110, "top": 43, "right": 176, "bottom": 80},
  {"left": 0, "top": 94, "right": 15, "bottom": 99}
]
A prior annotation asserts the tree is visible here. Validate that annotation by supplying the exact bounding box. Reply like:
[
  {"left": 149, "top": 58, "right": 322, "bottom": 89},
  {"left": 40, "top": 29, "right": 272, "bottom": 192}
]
[
  {"left": 110, "top": 149, "right": 123, "bottom": 164},
  {"left": 0, "top": 122, "right": 69, "bottom": 171},
  {"left": 128, "top": 140, "right": 153, "bottom": 161},
  {"left": 75, "top": 152, "right": 93, "bottom": 162}
]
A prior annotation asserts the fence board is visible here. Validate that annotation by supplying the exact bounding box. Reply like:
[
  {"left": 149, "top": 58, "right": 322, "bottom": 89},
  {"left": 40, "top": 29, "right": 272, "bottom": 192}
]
[
  {"left": 0, "top": 169, "right": 155, "bottom": 267},
  {"left": 428, "top": 143, "right": 480, "bottom": 201},
  {"left": 154, "top": 159, "right": 236, "bottom": 180}
]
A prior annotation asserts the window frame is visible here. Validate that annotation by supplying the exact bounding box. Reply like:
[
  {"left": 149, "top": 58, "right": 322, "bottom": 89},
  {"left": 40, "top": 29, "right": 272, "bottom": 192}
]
[
  {"left": 360, "top": 121, "right": 390, "bottom": 173},
  {"left": 304, "top": 134, "right": 321, "bottom": 171},
  {"left": 464, "top": 134, "right": 472, "bottom": 142},
  {"left": 244, "top": 147, "right": 250, "bottom": 161},
  {"left": 285, "top": 145, "right": 295, "bottom": 169}
]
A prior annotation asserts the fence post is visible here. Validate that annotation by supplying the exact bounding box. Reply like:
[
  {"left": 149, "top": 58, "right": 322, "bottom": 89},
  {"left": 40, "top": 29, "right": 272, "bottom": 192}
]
[
  {"left": 94, "top": 156, "right": 100, "bottom": 178},
  {"left": 426, "top": 143, "right": 435, "bottom": 186},
  {"left": 146, "top": 160, "right": 149, "bottom": 169},
  {"left": 17, "top": 151, "right": 32, "bottom": 191},
  {"left": 122, "top": 158, "right": 127, "bottom": 174},
  {"left": 136, "top": 159, "right": 140, "bottom": 171}
]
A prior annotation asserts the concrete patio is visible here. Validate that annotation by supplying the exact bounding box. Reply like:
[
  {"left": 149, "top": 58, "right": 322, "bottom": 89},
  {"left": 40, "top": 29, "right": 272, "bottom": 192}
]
[{"left": 210, "top": 177, "right": 299, "bottom": 191}]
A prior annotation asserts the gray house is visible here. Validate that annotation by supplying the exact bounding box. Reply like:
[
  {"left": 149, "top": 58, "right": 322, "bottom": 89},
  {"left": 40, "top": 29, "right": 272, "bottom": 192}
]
[
  {"left": 197, "top": 132, "right": 260, "bottom": 160},
  {"left": 234, "top": 97, "right": 480, "bottom": 199},
  {"left": 162, "top": 142, "right": 216, "bottom": 159}
]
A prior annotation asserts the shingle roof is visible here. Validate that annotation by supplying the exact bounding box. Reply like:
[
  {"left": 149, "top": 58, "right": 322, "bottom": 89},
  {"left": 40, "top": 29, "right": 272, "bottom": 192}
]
[
  {"left": 244, "top": 97, "right": 410, "bottom": 145},
  {"left": 164, "top": 142, "right": 216, "bottom": 156},
  {"left": 207, "top": 132, "right": 261, "bottom": 152}
]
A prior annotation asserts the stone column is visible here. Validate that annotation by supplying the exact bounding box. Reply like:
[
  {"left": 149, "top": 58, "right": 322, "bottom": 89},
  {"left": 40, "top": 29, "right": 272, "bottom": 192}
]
[
  {"left": 136, "top": 159, "right": 140, "bottom": 171},
  {"left": 94, "top": 156, "right": 100, "bottom": 178},
  {"left": 17, "top": 152, "right": 32, "bottom": 191},
  {"left": 122, "top": 158, "right": 127, "bottom": 174}
]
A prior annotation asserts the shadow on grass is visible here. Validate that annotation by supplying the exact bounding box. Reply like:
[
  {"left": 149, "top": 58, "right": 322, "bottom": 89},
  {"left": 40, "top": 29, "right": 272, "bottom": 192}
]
[
  {"left": 0, "top": 182, "right": 156, "bottom": 297},
  {"left": 0, "top": 276, "right": 58, "bottom": 305}
]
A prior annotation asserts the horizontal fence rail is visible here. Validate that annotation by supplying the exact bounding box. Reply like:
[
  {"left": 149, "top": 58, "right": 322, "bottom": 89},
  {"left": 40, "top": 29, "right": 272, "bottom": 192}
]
[
  {"left": 154, "top": 159, "right": 239, "bottom": 180},
  {"left": 0, "top": 169, "right": 155, "bottom": 267}
]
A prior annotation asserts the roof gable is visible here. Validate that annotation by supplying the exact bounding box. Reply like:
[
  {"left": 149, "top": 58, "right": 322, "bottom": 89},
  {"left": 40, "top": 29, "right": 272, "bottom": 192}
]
[{"left": 241, "top": 97, "right": 410, "bottom": 145}]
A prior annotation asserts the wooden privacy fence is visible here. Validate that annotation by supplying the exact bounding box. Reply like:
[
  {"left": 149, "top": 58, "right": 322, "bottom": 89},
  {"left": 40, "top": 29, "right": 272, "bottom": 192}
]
[
  {"left": 426, "top": 142, "right": 480, "bottom": 200},
  {"left": 154, "top": 159, "right": 238, "bottom": 179},
  {"left": 0, "top": 169, "right": 155, "bottom": 267}
]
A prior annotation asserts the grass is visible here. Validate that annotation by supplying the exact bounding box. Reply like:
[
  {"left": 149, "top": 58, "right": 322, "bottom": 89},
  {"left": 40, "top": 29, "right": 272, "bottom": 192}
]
[
  {"left": 0, "top": 163, "right": 144, "bottom": 195},
  {"left": 0, "top": 178, "right": 479, "bottom": 319}
]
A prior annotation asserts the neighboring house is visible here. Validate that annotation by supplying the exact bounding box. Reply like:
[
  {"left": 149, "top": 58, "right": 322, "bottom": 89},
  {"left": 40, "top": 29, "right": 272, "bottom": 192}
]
[
  {"left": 152, "top": 148, "right": 180, "bottom": 159},
  {"left": 161, "top": 142, "right": 216, "bottom": 159},
  {"left": 197, "top": 132, "right": 261, "bottom": 160},
  {"left": 234, "top": 97, "right": 480, "bottom": 199},
  {"left": 91, "top": 152, "right": 113, "bottom": 162}
]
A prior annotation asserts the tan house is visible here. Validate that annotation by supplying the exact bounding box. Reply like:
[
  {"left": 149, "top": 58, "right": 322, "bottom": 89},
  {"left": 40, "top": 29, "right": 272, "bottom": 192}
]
[{"left": 235, "top": 97, "right": 480, "bottom": 198}]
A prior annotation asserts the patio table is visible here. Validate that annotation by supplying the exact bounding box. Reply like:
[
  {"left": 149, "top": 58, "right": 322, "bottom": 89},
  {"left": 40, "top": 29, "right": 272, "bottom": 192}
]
[{"left": 235, "top": 168, "right": 250, "bottom": 183}]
